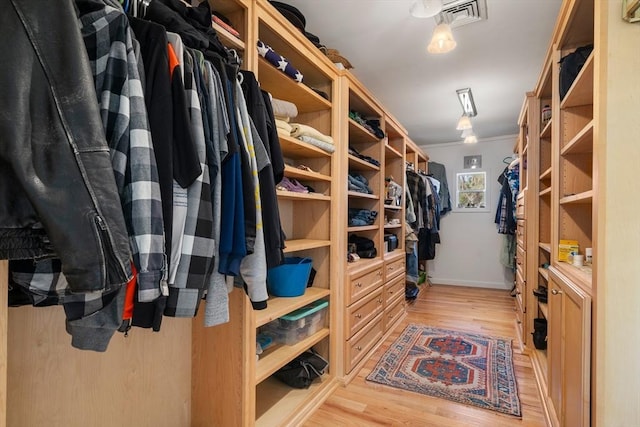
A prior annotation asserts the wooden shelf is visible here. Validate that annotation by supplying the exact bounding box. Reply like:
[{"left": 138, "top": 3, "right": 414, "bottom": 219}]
[
  {"left": 258, "top": 57, "right": 331, "bottom": 113},
  {"left": 256, "top": 375, "right": 334, "bottom": 427},
  {"left": 284, "top": 165, "right": 331, "bottom": 182},
  {"left": 560, "top": 52, "right": 594, "bottom": 109},
  {"left": 277, "top": 190, "right": 330, "bottom": 201},
  {"left": 561, "top": 120, "right": 594, "bottom": 155},
  {"left": 539, "top": 267, "right": 550, "bottom": 281},
  {"left": 348, "top": 118, "right": 381, "bottom": 144},
  {"left": 348, "top": 154, "right": 380, "bottom": 171},
  {"left": 540, "top": 167, "right": 552, "bottom": 181},
  {"left": 279, "top": 134, "right": 332, "bottom": 159},
  {"left": 559, "top": 190, "right": 593, "bottom": 205},
  {"left": 212, "top": 21, "right": 245, "bottom": 51},
  {"left": 256, "top": 288, "right": 331, "bottom": 328},
  {"left": 347, "top": 191, "right": 379, "bottom": 200},
  {"left": 539, "top": 302, "right": 549, "bottom": 319},
  {"left": 385, "top": 143, "right": 402, "bottom": 158},
  {"left": 539, "top": 187, "right": 552, "bottom": 197},
  {"left": 347, "top": 225, "right": 378, "bottom": 232},
  {"left": 555, "top": 262, "right": 593, "bottom": 291},
  {"left": 540, "top": 120, "right": 552, "bottom": 138},
  {"left": 539, "top": 242, "right": 551, "bottom": 253},
  {"left": 384, "top": 204, "right": 402, "bottom": 211},
  {"left": 384, "top": 223, "right": 402, "bottom": 230},
  {"left": 283, "top": 239, "right": 331, "bottom": 253},
  {"left": 256, "top": 328, "right": 330, "bottom": 384}
]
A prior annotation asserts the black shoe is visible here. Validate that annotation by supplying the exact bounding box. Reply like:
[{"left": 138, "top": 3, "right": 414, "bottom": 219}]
[
  {"left": 532, "top": 318, "right": 547, "bottom": 350},
  {"left": 533, "top": 287, "right": 548, "bottom": 304}
]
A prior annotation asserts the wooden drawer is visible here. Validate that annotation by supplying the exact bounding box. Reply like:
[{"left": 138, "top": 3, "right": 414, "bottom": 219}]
[
  {"left": 345, "top": 288, "right": 384, "bottom": 339},
  {"left": 516, "top": 191, "right": 525, "bottom": 219},
  {"left": 516, "top": 244, "right": 526, "bottom": 277},
  {"left": 384, "top": 295, "right": 405, "bottom": 331},
  {"left": 516, "top": 219, "right": 526, "bottom": 247},
  {"left": 385, "top": 257, "right": 405, "bottom": 281},
  {"left": 384, "top": 274, "right": 405, "bottom": 306},
  {"left": 345, "top": 313, "right": 384, "bottom": 373},
  {"left": 514, "top": 298, "right": 524, "bottom": 338},
  {"left": 516, "top": 267, "right": 526, "bottom": 311},
  {"left": 348, "top": 264, "right": 383, "bottom": 305}
]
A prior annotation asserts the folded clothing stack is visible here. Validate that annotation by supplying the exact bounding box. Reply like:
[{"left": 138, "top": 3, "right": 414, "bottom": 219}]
[
  {"left": 348, "top": 146, "right": 379, "bottom": 167},
  {"left": 288, "top": 122, "right": 334, "bottom": 154},
  {"left": 271, "top": 97, "right": 299, "bottom": 121},
  {"left": 349, "top": 110, "right": 385, "bottom": 139},
  {"left": 348, "top": 208, "right": 378, "bottom": 226},
  {"left": 348, "top": 172, "right": 373, "bottom": 194}
]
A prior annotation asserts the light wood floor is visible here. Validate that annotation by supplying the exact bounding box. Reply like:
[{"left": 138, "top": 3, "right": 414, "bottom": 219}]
[{"left": 305, "top": 284, "right": 546, "bottom": 427}]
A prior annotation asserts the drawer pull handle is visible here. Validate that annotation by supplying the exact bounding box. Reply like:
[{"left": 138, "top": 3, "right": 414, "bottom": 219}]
[
  {"left": 378, "top": 298, "right": 383, "bottom": 304},
  {"left": 356, "top": 346, "right": 362, "bottom": 351},
  {"left": 377, "top": 271, "right": 382, "bottom": 276},
  {"left": 388, "top": 267, "right": 394, "bottom": 271},
  {"left": 551, "top": 288, "right": 562, "bottom": 295},
  {"left": 355, "top": 313, "right": 362, "bottom": 319},
  {"left": 356, "top": 282, "right": 362, "bottom": 288}
]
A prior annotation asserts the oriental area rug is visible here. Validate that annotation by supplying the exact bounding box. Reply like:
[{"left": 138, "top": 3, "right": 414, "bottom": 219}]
[{"left": 366, "top": 324, "right": 522, "bottom": 417}]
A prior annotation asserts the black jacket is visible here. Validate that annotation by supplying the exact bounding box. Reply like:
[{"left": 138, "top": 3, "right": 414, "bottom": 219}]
[{"left": 0, "top": 0, "right": 132, "bottom": 293}]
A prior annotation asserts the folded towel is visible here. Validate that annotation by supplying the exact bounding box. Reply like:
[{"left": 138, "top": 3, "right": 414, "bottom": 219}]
[
  {"left": 290, "top": 123, "right": 334, "bottom": 145},
  {"left": 271, "top": 98, "right": 299, "bottom": 119},
  {"left": 275, "top": 119, "right": 293, "bottom": 133},
  {"left": 297, "top": 135, "right": 335, "bottom": 154},
  {"left": 274, "top": 115, "right": 290, "bottom": 123}
]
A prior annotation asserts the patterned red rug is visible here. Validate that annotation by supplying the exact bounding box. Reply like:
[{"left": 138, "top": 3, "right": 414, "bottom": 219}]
[{"left": 366, "top": 324, "right": 521, "bottom": 417}]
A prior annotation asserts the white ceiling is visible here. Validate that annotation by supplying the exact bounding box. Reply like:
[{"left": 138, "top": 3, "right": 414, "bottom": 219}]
[{"left": 281, "top": 0, "right": 563, "bottom": 145}]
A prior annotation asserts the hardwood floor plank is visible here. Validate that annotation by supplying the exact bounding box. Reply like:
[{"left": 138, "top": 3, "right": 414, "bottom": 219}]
[{"left": 305, "top": 285, "right": 546, "bottom": 426}]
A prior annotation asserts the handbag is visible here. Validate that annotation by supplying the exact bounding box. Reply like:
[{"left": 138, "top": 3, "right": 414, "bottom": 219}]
[{"left": 273, "top": 350, "right": 329, "bottom": 389}]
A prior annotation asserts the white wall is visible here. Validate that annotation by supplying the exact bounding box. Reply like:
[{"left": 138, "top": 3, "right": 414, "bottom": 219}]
[{"left": 420, "top": 135, "right": 517, "bottom": 290}]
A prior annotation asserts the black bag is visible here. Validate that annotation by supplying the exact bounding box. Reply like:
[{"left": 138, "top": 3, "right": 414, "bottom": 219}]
[
  {"left": 349, "top": 235, "right": 377, "bottom": 259},
  {"left": 274, "top": 350, "right": 329, "bottom": 389},
  {"left": 559, "top": 44, "right": 593, "bottom": 100}
]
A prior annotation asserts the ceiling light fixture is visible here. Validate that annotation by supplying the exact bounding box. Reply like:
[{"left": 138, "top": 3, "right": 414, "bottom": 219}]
[
  {"left": 427, "top": 22, "right": 457, "bottom": 54},
  {"left": 456, "top": 115, "right": 472, "bottom": 130},
  {"left": 409, "top": 0, "right": 443, "bottom": 18},
  {"left": 460, "top": 128, "right": 475, "bottom": 138},
  {"left": 464, "top": 134, "right": 478, "bottom": 144}
]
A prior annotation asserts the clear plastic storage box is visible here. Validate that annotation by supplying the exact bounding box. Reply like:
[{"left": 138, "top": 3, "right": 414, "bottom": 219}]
[{"left": 260, "top": 300, "right": 328, "bottom": 345}]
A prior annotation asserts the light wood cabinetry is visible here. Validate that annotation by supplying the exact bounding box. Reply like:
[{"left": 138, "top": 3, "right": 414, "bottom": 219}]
[
  {"left": 547, "top": 267, "right": 591, "bottom": 427},
  {"left": 518, "top": 0, "right": 598, "bottom": 425},
  {"left": 336, "top": 72, "right": 426, "bottom": 382},
  {"left": 193, "top": 2, "right": 340, "bottom": 426}
]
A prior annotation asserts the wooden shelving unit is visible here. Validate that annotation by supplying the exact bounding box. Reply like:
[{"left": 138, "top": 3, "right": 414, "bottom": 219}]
[{"left": 518, "top": 1, "right": 597, "bottom": 426}]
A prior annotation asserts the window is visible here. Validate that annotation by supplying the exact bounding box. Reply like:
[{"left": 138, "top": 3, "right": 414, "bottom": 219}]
[{"left": 455, "top": 171, "right": 488, "bottom": 211}]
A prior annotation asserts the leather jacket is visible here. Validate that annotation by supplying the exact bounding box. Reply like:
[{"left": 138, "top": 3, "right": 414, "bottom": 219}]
[{"left": 0, "top": 0, "right": 132, "bottom": 292}]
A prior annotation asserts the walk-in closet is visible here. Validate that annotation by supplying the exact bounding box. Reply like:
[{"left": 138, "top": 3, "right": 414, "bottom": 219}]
[{"left": 1, "top": 0, "right": 639, "bottom": 426}]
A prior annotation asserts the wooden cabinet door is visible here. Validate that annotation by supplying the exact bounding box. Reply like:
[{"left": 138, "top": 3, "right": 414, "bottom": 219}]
[{"left": 548, "top": 269, "right": 591, "bottom": 427}]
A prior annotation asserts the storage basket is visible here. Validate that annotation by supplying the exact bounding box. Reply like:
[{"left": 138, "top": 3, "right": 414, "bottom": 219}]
[{"left": 267, "top": 257, "right": 313, "bottom": 297}]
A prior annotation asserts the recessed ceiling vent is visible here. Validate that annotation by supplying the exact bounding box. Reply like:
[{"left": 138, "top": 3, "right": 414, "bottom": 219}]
[{"left": 438, "top": 0, "right": 488, "bottom": 28}]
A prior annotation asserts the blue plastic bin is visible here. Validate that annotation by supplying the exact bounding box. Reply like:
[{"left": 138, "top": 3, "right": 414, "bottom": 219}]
[{"left": 267, "top": 257, "right": 313, "bottom": 297}]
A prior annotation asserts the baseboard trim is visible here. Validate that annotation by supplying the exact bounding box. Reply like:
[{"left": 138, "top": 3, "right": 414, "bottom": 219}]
[{"left": 428, "top": 278, "right": 512, "bottom": 290}]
